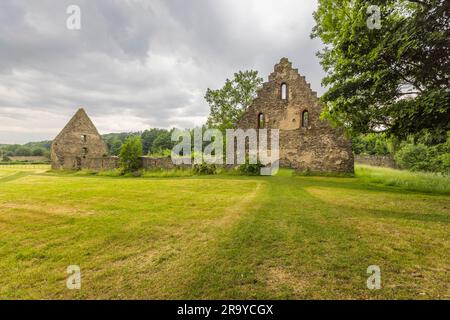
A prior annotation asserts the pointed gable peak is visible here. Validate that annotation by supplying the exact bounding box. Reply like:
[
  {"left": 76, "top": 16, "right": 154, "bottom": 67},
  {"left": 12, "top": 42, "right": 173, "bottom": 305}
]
[
  {"left": 274, "top": 57, "right": 293, "bottom": 71},
  {"left": 268, "top": 57, "right": 301, "bottom": 82},
  {"left": 54, "top": 107, "right": 101, "bottom": 142},
  {"left": 75, "top": 107, "right": 87, "bottom": 115},
  {"left": 66, "top": 107, "right": 96, "bottom": 128},
  {"left": 279, "top": 57, "right": 291, "bottom": 65}
]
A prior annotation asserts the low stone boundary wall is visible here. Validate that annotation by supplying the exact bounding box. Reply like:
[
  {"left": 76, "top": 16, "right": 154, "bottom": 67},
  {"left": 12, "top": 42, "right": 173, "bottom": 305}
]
[
  {"left": 141, "top": 156, "right": 191, "bottom": 170},
  {"left": 71, "top": 156, "right": 233, "bottom": 171},
  {"left": 81, "top": 156, "right": 119, "bottom": 170},
  {"left": 354, "top": 155, "right": 397, "bottom": 168}
]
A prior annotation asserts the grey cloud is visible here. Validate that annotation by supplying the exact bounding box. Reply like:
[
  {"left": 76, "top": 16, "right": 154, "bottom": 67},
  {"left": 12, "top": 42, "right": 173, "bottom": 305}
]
[{"left": 0, "top": 0, "right": 325, "bottom": 144}]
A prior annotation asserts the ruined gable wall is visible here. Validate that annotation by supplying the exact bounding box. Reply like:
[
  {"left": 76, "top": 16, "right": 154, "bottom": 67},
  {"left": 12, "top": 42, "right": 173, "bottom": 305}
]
[
  {"left": 238, "top": 58, "right": 354, "bottom": 173},
  {"left": 51, "top": 109, "right": 108, "bottom": 170}
]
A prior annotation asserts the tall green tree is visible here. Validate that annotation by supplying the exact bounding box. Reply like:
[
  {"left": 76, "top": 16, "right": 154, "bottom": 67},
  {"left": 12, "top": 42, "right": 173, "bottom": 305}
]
[
  {"left": 15, "top": 147, "right": 31, "bottom": 156},
  {"left": 312, "top": 0, "right": 449, "bottom": 141},
  {"left": 151, "top": 130, "right": 173, "bottom": 154},
  {"left": 119, "top": 136, "right": 143, "bottom": 172},
  {"left": 205, "top": 70, "right": 263, "bottom": 132},
  {"left": 109, "top": 139, "right": 123, "bottom": 156},
  {"left": 141, "top": 128, "right": 171, "bottom": 154},
  {"left": 31, "top": 148, "right": 45, "bottom": 156}
]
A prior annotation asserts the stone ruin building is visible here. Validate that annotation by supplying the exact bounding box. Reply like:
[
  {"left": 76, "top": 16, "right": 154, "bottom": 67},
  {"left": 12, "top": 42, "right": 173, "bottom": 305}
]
[
  {"left": 51, "top": 58, "right": 354, "bottom": 173},
  {"left": 237, "top": 58, "right": 354, "bottom": 173},
  {"left": 51, "top": 108, "right": 175, "bottom": 171},
  {"left": 51, "top": 108, "right": 117, "bottom": 170}
]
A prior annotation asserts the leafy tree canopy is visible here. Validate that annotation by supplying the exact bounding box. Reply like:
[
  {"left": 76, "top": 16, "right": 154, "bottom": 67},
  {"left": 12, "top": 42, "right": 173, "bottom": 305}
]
[
  {"left": 205, "top": 70, "right": 263, "bottom": 132},
  {"left": 151, "top": 130, "right": 173, "bottom": 154},
  {"left": 119, "top": 135, "right": 143, "bottom": 172},
  {"left": 312, "top": 0, "right": 449, "bottom": 141}
]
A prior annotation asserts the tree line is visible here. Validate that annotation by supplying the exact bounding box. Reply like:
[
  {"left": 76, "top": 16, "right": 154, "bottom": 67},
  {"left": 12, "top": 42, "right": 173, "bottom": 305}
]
[{"left": 0, "top": 141, "right": 52, "bottom": 161}]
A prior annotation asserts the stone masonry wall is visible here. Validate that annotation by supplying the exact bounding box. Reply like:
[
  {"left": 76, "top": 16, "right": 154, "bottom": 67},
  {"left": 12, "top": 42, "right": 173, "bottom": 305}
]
[
  {"left": 51, "top": 108, "right": 109, "bottom": 170},
  {"left": 141, "top": 156, "right": 191, "bottom": 170},
  {"left": 237, "top": 58, "right": 354, "bottom": 173},
  {"left": 355, "top": 155, "right": 397, "bottom": 168}
]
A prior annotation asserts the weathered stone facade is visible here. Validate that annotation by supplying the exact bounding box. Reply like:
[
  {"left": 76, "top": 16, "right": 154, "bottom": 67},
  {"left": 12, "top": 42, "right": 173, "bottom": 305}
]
[
  {"left": 237, "top": 58, "right": 354, "bottom": 173},
  {"left": 51, "top": 108, "right": 110, "bottom": 170}
]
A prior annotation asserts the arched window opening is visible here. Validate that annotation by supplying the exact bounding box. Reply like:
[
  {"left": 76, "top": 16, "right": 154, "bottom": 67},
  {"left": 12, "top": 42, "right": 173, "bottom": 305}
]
[
  {"left": 258, "top": 113, "right": 265, "bottom": 129},
  {"left": 281, "top": 83, "right": 288, "bottom": 100},
  {"left": 302, "top": 110, "right": 309, "bottom": 128}
]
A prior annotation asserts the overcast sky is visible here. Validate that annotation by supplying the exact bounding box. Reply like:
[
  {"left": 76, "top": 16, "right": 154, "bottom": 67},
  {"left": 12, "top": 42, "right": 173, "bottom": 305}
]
[{"left": 0, "top": 0, "right": 325, "bottom": 144}]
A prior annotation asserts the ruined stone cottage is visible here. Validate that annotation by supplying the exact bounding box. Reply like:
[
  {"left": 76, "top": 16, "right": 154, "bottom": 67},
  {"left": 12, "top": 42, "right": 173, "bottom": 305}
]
[
  {"left": 237, "top": 58, "right": 354, "bottom": 173},
  {"left": 51, "top": 108, "right": 117, "bottom": 170}
]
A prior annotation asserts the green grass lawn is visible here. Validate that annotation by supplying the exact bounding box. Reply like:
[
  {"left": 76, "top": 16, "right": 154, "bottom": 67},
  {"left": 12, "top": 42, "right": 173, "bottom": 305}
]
[{"left": 0, "top": 164, "right": 449, "bottom": 299}]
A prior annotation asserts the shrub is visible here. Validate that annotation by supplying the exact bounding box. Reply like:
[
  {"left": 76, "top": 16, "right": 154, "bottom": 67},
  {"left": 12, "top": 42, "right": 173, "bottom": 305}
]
[
  {"left": 394, "top": 143, "right": 429, "bottom": 171},
  {"left": 238, "top": 160, "right": 264, "bottom": 175},
  {"left": 353, "top": 133, "right": 390, "bottom": 155},
  {"left": 119, "top": 136, "right": 143, "bottom": 173},
  {"left": 394, "top": 133, "right": 450, "bottom": 174},
  {"left": 2, "top": 155, "right": 11, "bottom": 162},
  {"left": 193, "top": 163, "right": 216, "bottom": 175}
]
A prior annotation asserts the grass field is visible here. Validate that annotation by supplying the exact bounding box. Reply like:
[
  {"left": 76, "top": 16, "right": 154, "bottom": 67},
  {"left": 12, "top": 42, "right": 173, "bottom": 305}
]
[{"left": 0, "top": 164, "right": 449, "bottom": 299}]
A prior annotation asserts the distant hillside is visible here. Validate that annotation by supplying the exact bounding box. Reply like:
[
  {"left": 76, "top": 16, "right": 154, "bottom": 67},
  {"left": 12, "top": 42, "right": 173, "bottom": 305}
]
[{"left": 1, "top": 129, "right": 175, "bottom": 158}]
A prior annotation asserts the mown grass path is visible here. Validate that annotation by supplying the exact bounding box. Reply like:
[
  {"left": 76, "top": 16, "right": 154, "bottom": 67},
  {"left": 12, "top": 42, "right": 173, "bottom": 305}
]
[{"left": 0, "top": 165, "right": 448, "bottom": 299}]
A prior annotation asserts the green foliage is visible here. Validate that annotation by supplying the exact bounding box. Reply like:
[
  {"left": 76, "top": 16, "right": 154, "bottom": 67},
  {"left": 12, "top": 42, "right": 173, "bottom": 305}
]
[
  {"left": 103, "top": 133, "right": 132, "bottom": 156},
  {"left": 119, "top": 136, "right": 143, "bottom": 173},
  {"left": 205, "top": 70, "right": 263, "bottom": 132},
  {"left": 356, "top": 165, "right": 450, "bottom": 194},
  {"left": 353, "top": 133, "right": 390, "bottom": 155},
  {"left": 104, "top": 129, "right": 174, "bottom": 156},
  {"left": 238, "top": 160, "right": 264, "bottom": 176},
  {"left": 394, "top": 132, "right": 450, "bottom": 174},
  {"left": 312, "top": 0, "right": 450, "bottom": 139},
  {"left": 24, "top": 140, "right": 52, "bottom": 150},
  {"left": 15, "top": 147, "right": 31, "bottom": 156},
  {"left": 31, "top": 148, "right": 45, "bottom": 156},
  {"left": 0, "top": 141, "right": 52, "bottom": 158},
  {"left": 193, "top": 163, "right": 217, "bottom": 175},
  {"left": 394, "top": 143, "right": 429, "bottom": 171},
  {"left": 141, "top": 129, "right": 170, "bottom": 155},
  {"left": 151, "top": 130, "right": 173, "bottom": 153},
  {"left": 109, "top": 139, "right": 123, "bottom": 156},
  {"left": 148, "top": 149, "right": 172, "bottom": 157}
]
